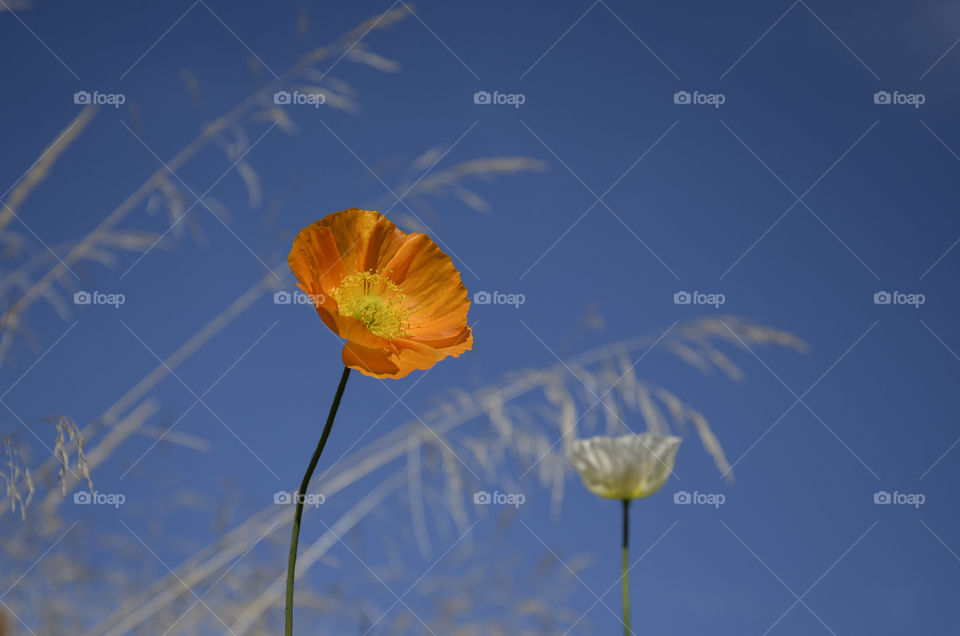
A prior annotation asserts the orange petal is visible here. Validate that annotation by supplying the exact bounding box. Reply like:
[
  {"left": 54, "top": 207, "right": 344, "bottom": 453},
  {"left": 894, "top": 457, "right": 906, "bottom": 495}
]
[
  {"left": 299, "top": 287, "right": 341, "bottom": 336},
  {"left": 359, "top": 214, "right": 408, "bottom": 273},
  {"left": 414, "top": 326, "right": 473, "bottom": 352},
  {"left": 381, "top": 232, "right": 432, "bottom": 282},
  {"left": 383, "top": 235, "right": 471, "bottom": 341},
  {"left": 319, "top": 209, "right": 406, "bottom": 274},
  {"left": 391, "top": 340, "right": 444, "bottom": 376},
  {"left": 391, "top": 330, "right": 473, "bottom": 375},
  {"left": 342, "top": 341, "right": 401, "bottom": 378},
  {"left": 289, "top": 224, "right": 345, "bottom": 296},
  {"left": 333, "top": 313, "right": 391, "bottom": 349}
]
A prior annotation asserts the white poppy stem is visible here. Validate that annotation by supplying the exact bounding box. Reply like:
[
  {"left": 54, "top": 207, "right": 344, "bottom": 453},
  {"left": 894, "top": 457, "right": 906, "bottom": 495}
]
[{"left": 622, "top": 498, "right": 632, "bottom": 636}]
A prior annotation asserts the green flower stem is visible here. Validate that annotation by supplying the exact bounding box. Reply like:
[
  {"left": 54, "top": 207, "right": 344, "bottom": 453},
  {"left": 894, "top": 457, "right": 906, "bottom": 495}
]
[
  {"left": 285, "top": 366, "right": 351, "bottom": 636},
  {"left": 622, "top": 498, "right": 632, "bottom": 636}
]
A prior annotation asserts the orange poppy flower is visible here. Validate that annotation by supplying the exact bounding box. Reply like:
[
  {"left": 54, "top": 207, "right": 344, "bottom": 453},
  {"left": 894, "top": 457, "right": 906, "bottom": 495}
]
[{"left": 288, "top": 209, "right": 473, "bottom": 378}]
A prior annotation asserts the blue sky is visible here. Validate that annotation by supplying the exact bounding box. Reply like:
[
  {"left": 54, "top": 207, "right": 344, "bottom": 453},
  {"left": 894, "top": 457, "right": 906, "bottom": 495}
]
[{"left": 2, "top": 0, "right": 960, "bottom": 634}]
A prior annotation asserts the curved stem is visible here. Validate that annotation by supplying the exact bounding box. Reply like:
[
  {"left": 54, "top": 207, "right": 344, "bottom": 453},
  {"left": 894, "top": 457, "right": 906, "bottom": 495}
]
[
  {"left": 285, "top": 366, "right": 351, "bottom": 635},
  {"left": 622, "top": 498, "right": 631, "bottom": 636}
]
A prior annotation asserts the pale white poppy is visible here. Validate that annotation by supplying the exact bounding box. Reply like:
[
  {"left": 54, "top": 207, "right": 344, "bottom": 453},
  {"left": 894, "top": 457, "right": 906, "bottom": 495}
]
[{"left": 567, "top": 433, "right": 681, "bottom": 500}]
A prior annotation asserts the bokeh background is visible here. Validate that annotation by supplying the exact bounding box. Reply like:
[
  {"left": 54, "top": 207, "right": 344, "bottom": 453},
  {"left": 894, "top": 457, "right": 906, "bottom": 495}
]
[{"left": 2, "top": 1, "right": 960, "bottom": 634}]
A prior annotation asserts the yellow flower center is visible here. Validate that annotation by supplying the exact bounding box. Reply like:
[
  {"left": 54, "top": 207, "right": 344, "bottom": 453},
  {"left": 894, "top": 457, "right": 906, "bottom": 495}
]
[{"left": 331, "top": 271, "right": 410, "bottom": 340}]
